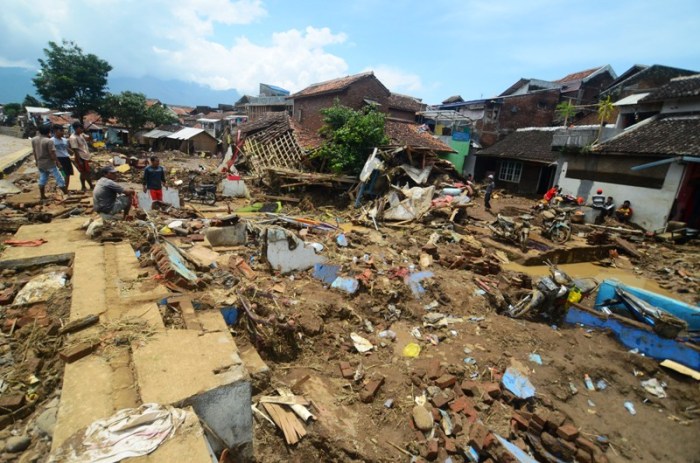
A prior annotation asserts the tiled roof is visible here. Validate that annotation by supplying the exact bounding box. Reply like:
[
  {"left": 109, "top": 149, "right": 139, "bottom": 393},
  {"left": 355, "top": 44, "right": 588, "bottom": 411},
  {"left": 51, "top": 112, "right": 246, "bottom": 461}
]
[
  {"left": 169, "top": 105, "right": 194, "bottom": 116},
  {"left": 601, "top": 65, "right": 697, "bottom": 98},
  {"left": 641, "top": 74, "right": 700, "bottom": 102},
  {"left": 594, "top": 115, "right": 700, "bottom": 156},
  {"left": 290, "top": 72, "right": 384, "bottom": 99},
  {"left": 239, "top": 112, "right": 324, "bottom": 149},
  {"left": 387, "top": 93, "right": 424, "bottom": 112},
  {"left": 384, "top": 119, "right": 455, "bottom": 152},
  {"left": 554, "top": 66, "right": 605, "bottom": 83},
  {"left": 441, "top": 95, "right": 463, "bottom": 104},
  {"left": 477, "top": 129, "right": 557, "bottom": 163}
]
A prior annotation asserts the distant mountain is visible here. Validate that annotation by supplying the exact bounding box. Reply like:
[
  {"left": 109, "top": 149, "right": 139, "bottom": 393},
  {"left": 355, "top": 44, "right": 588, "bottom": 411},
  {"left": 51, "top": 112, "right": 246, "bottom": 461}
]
[
  {"left": 0, "top": 67, "right": 240, "bottom": 107},
  {"left": 0, "top": 67, "right": 40, "bottom": 104},
  {"left": 109, "top": 75, "right": 241, "bottom": 107}
]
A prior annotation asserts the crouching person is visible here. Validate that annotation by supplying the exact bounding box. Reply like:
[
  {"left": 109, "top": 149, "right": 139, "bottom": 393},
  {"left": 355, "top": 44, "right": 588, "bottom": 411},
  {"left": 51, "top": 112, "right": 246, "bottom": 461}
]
[{"left": 93, "top": 166, "right": 135, "bottom": 220}]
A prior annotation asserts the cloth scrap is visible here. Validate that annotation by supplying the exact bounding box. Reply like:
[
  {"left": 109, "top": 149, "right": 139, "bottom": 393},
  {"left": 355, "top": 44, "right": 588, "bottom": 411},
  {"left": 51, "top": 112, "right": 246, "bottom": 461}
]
[
  {"left": 3, "top": 239, "right": 47, "bottom": 247},
  {"left": 50, "top": 403, "right": 190, "bottom": 463}
]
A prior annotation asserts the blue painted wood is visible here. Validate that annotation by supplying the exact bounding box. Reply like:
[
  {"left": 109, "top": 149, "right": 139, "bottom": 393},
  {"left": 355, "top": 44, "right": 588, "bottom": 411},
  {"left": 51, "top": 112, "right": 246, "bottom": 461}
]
[
  {"left": 595, "top": 279, "right": 700, "bottom": 331},
  {"left": 565, "top": 305, "right": 700, "bottom": 370}
]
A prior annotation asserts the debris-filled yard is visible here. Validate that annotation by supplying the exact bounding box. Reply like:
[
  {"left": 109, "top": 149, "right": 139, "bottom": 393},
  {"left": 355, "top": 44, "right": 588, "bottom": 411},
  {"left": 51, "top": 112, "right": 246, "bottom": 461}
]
[{"left": 0, "top": 143, "right": 698, "bottom": 463}]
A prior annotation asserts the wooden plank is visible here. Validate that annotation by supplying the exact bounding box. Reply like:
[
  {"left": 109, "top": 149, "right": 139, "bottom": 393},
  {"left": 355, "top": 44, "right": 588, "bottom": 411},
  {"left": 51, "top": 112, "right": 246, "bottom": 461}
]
[
  {"left": 0, "top": 253, "right": 73, "bottom": 270},
  {"left": 660, "top": 359, "right": 700, "bottom": 380},
  {"left": 58, "top": 314, "right": 99, "bottom": 335}
]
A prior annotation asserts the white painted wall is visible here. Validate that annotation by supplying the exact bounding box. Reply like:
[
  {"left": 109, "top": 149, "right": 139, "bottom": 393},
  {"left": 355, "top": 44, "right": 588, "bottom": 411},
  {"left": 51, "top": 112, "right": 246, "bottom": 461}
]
[{"left": 555, "top": 158, "right": 685, "bottom": 231}]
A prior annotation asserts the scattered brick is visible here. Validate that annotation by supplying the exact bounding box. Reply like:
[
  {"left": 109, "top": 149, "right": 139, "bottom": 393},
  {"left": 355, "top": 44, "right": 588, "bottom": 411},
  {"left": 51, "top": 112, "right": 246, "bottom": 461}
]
[
  {"left": 540, "top": 432, "right": 563, "bottom": 456},
  {"left": 431, "top": 407, "right": 441, "bottom": 422},
  {"left": 469, "top": 422, "right": 489, "bottom": 452},
  {"left": 545, "top": 411, "right": 567, "bottom": 433},
  {"left": 483, "top": 432, "right": 496, "bottom": 450},
  {"left": 577, "top": 449, "right": 593, "bottom": 463},
  {"left": 431, "top": 393, "right": 450, "bottom": 409},
  {"left": 0, "top": 287, "right": 16, "bottom": 305},
  {"left": 481, "top": 382, "right": 501, "bottom": 399},
  {"left": 426, "top": 439, "right": 439, "bottom": 460},
  {"left": 531, "top": 412, "right": 547, "bottom": 427},
  {"left": 560, "top": 438, "right": 577, "bottom": 460},
  {"left": 576, "top": 436, "right": 597, "bottom": 455},
  {"left": 557, "top": 423, "right": 579, "bottom": 441},
  {"left": 411, "top": 374, "right": 424, "bottom": 387},
  {"left": 339, "top": 361, "right": 354, "bottom": 379},
  {"left": 435, "top": 374, "right": 457, "bottom": 389},
  {"left": 460, "top": 380, "right": 480, "bottom": 396},
  {"left": 59, "top": 342, "right": 98, "bottom": 363},
  {"left": 527, "top": 419, "right": 544, "bottom": 434},
  {"left": 511, "top": 412, "right": 529, "bottom": 430},
  {"left": 451, "top": 412, "right": 463, "bottom": 435},
  {"left": 0, "top": 394, "right": 25, "bottom": 412},
  {"left": 427, "top": 359, "right": 442, "bottom": 380},
  {"left": 592, "top": 451, "right": 609, "bottom": 463},
  {"left": 449, "top": 396, "right": 474, "bottom": 414},
  {"left": 359, "top": 377, "right": 384, "bottom": 403}
]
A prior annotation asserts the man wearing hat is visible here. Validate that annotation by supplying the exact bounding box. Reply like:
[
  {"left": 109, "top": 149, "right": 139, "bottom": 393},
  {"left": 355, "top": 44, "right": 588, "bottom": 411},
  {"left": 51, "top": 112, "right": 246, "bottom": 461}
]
[
  {"left": 93, "top": 166, "right": 135, "bottom": 220},
  {"left": 484, "top": 174, "right": 495, "bottom": 211}
]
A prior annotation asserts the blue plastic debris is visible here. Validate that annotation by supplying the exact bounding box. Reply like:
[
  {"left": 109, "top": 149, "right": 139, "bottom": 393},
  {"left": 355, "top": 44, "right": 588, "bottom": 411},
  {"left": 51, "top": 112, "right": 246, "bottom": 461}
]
[
  {"left": 502, "top": 367, "right": 536, "bottom": 399},
  {"left": 220, "top": 307, "right": 239, "bottom": 325},
  {"left": 528, "top": 353, "right": 543, "bottom": 365},
  {"left": 312, "top": 263, "right": 341, "bottom": 285},
  {"left": 135, "top": 250, "right": 141, "bottom": 258},
  {"left": 406, "top": 271, "right": 434, "bottom": 298},
  {"left": 465, "top": 446, "right": 480, "bottom": 462},
  {"left": 336, "top": 233, "right": 348, "bottom": 247},
  {"left": 331, "top": 277, "right": 359, "bottom": 294},
  {"left": 463, "top": 357, "right": 477, "bottom": 365}
]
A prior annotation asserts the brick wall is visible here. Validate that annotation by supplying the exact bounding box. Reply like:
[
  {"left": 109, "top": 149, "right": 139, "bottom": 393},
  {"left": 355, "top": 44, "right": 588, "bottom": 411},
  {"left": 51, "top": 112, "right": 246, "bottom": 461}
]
[{"left": 292, "top": 77, "right": 391, "bottom": 133}]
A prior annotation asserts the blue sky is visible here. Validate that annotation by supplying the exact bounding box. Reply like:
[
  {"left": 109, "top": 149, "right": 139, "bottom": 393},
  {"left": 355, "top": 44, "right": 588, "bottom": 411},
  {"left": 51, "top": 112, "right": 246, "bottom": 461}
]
[{"left": 1, "top": 0, "right": 699, "bottom": 105}]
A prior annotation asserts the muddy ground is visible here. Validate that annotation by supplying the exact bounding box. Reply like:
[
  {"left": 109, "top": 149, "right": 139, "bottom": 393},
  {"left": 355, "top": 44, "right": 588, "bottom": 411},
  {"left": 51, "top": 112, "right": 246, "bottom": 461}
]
[{"left": 0, "top": 148, "right": 698, "bottom": 462}]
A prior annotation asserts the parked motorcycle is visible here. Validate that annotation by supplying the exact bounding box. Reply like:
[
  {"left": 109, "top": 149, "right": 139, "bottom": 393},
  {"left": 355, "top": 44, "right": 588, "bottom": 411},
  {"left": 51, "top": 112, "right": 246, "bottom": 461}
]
[
  {"left": 541, "top": 207, "right": 573, "bottom": 243},
  {"left": 489, "top": 213, "right": 533, "bottom": 252},
  {"left": 507, "top": 262, "right": 598, "bottom": 319},
  {"left": 183, "top": 173, "right": 217, "bottom": 205}
]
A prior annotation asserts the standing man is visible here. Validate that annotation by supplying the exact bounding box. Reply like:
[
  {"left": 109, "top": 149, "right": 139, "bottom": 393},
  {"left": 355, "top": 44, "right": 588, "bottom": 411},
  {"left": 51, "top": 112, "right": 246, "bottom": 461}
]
[
  {"left": 68, "top": 121, "right": 94, "bottom": 191},
  {"left": 32, "top": 124, "right": 67, "bottom": 200},
  {"left": 52, "top": 124, "right": 73, "bottom": 191},
  {"left": 142, "top": 156, "right": 167, "bottom": 202},
  {"left": 93, "top": 166, "right": 135, "bottom": 220},
  {"left": 484, "top": 174, "right": 495, "bottom": 211}
]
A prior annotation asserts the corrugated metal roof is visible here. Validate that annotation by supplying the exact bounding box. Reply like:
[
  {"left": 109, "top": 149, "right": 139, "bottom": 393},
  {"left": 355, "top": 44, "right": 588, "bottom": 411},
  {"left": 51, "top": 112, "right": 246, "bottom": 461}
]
[
  {"left": 143, "top": 129, "right": 174, "bottom": 138},
  {"left": 197, "top": 118, "right": 221, "bottom": 123},
  {"left": 167, "top": 127, "right": 206, "bottom": 140},
  {"left": 613, "top": 93, "right": 651, "bottom": 106}
]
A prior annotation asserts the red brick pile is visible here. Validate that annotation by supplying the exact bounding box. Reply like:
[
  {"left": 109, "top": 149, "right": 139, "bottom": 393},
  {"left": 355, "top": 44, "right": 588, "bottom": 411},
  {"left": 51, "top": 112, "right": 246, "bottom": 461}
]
[{"left": 404, "top": 359, "right": 610, "bottom": 463}]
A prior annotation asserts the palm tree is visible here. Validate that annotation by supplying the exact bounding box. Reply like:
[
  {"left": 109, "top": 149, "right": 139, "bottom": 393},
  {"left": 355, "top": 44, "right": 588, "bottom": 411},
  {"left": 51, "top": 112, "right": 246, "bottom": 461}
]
[
  {"left": 556, "top": 101, "right": 577, "bottom": 126},
  {"left": 596, "top": 96, "right": 615, "bottom": 142}
]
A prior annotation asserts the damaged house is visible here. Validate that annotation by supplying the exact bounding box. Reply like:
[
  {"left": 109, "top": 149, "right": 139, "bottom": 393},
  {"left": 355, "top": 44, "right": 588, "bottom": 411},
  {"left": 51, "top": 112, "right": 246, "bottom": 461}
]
[
  {"left": 475, "top": 128, "right": 559, "bottom": 195},
  {"left": 554, "top": 73, "right": 700, "bottom": 231}
]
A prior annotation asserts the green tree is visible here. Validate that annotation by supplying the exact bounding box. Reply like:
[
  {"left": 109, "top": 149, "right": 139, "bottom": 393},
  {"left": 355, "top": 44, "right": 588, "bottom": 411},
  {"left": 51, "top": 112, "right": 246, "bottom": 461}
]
[
  {"left": 2, "top": 103, "right": 21, "bottom": 125},
  {"left": 596, "top": 96, "right": 615, "bottom": 141},
  {"left": 555, "top": 101, "right": 577, "bottom": 126},
  {"left": 22, "top": 95, "right": 43, "bottom": 108},
  {"left": 313, "top": 101, "right": 389, "bottom": 174},
  {"left": 101, "top": 91, "right": 177, "bottom": 142},
  {"left": 33, "top": 40, "right": 112, "bottom": 122}
]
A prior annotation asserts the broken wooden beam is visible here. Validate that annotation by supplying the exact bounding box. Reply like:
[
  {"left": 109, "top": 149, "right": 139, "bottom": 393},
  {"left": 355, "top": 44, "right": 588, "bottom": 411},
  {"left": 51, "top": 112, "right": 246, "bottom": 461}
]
[{"left": 58, "top": 314, "right": 99, "bottom": 335}]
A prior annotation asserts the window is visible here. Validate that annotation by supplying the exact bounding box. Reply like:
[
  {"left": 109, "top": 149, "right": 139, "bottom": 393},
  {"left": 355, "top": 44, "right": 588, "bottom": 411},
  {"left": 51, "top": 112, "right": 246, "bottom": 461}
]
[{"left": 498, "top": 161, "right": 523, "bottom": 183}]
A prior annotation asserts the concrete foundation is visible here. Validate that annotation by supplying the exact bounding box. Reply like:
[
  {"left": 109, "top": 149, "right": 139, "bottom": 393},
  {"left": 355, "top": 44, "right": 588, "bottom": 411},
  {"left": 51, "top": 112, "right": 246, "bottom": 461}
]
[{"left": 0, "top": 218, "right": 254, "bottom": 462}]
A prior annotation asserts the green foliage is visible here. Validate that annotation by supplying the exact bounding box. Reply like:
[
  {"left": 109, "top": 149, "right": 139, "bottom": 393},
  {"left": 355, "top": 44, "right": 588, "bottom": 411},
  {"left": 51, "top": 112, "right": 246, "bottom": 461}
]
[
  {"left": 555, "top": 101, "right": 577, "bottom": 126},
  {"left": 33, "top": 40, "right": 112, "bottom": 121},
  {"left": 313, "top": 101, "right": 388, "bottom": 174},
  {"left": 597, "top": 96, "right": 614, "bottom": 124},
  {"left": 147, "top": 103, "right": 178, "bottom": 127},
  {"left": 2, "top": 103, "right": 22, "bottom": 125},
  {"left": 101, "top": 91, "right": 177, "bottom": 142},
  {"left": 22, "top": 95, "right": 42, "bottom": 108}
]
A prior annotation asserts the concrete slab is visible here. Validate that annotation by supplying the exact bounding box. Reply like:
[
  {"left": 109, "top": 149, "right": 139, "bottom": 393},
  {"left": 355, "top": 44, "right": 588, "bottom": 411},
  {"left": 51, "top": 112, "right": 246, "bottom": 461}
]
[
  {"left": 0, "top": 217, "right": 92, "bottom": 261},
  {"left": 132, "top": 330, "right": 252, "bottom": 458}
]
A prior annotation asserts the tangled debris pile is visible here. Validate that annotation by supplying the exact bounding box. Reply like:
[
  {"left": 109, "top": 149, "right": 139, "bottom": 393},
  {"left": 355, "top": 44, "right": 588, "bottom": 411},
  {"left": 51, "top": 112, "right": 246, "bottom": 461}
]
[{"left": 0, "top": 142, "right": 698, "bottom": 463}]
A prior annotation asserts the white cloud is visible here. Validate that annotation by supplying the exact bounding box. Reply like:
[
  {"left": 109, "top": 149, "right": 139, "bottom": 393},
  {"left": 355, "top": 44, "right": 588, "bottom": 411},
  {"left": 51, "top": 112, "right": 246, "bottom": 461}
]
[
  {"left": 0, "top": 0, "right": 351, "bottom": 96},
  {"left": 364, "top": 65, "right": 423, "bottom": 94}
]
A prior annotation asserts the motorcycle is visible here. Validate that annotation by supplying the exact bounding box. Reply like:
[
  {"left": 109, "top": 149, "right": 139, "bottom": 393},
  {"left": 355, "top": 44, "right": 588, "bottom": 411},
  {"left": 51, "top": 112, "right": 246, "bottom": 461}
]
[
  {"left": 488, "top": 213, "right": 533, "bottom": 252},
  {"left": 541, "top": 207, "right": 573, "bottom": 243},
  {"left": 507, "top": 262, "right": 598, "bottom": 319},
  {"left": 183, "top": 173, "right": 217, "bottom": 205}
]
